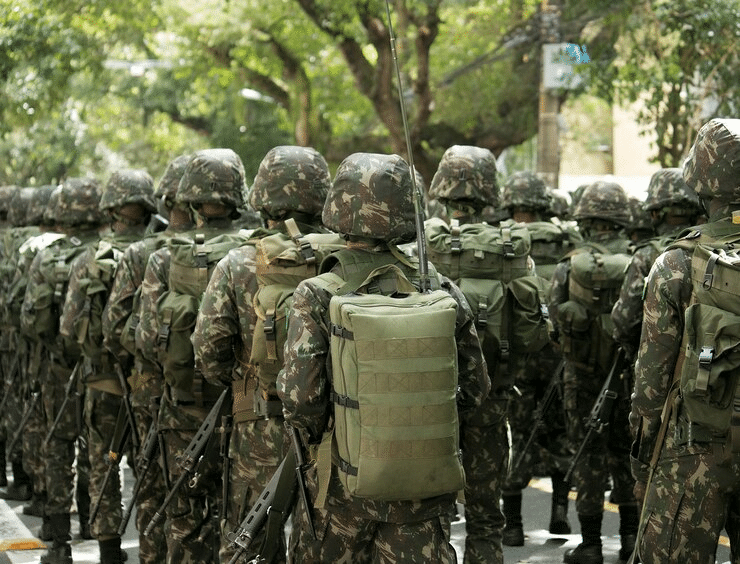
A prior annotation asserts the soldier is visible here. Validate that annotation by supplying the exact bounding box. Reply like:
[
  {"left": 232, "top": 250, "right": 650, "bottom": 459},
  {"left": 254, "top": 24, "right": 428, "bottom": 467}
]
[
  {"left": 59, "top": 168, "right": 156, "bottom": 564},
  {"left": 498, "top": 171, "right": 581, "bottom": 546},
  {"left": 277, "top": 152, "right": 489, "bottom": 563},
  {"left": 21, "top": 178, "right": 104, "bottom": 564},
  {"left": 548, "top": 180, "right": 637, "bottom": 564},
  {"left": 0, "top": 187, "right": 36, "bottom": 502},
  {"left": 612, "top": 169, "right": 702, "bottom": 357},
  {"left": 101, "top": 155, "right": 192, "bottom": 564},
  {"left": 2, "top": 186, "right": 55, "bottom": 519},
  {"left": 193, "top": 145, "right": 340, "bottom": 562},
  {"left": 631, "top": 119, "right": 740, "bottom": 563},
  {"left": 135, "top": 148, "right": 249, "bottom": 563}
]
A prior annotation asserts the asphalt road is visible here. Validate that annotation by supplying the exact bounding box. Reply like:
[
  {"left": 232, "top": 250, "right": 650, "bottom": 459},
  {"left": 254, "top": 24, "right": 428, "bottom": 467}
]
[{"left": 0, "top": 465, "right": 733, "bottom": 563}]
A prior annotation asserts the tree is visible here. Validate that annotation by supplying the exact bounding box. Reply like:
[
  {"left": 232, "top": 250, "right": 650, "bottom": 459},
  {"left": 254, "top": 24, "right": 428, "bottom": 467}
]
[{"left": 584, "top": 0, "right": 740, "bottom": 167}]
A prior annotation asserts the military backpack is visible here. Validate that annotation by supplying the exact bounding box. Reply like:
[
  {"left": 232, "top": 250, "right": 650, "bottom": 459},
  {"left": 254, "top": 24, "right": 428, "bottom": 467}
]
[
  {"left": 425, "top": 217, "right": 550, "bottom": 373},
  {"left": 556, "top": 241, "right": 631, "bottom": 373},
  {"left": 313, "top": 249, "right": 465, "bottom": 502},
  {"left": 669, "top": 222, "right": 740, "bottom": 448}
]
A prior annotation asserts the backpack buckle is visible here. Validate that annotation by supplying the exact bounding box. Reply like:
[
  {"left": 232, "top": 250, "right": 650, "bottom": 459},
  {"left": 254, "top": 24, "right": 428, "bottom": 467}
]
[
  {"left": 263, "top": 314, "right": 276, "bottom": 340},
  {"left": 698, "top": 346, "right": 714, "bottom": 369},
  {"left": 298, "top": 240, "right": 317, "bottom": 265}
]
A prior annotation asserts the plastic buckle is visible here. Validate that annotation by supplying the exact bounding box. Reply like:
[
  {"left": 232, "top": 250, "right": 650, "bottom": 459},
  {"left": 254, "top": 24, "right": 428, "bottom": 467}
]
[{"left": 699, "top": 346, "right": 714, "bottom": 369}]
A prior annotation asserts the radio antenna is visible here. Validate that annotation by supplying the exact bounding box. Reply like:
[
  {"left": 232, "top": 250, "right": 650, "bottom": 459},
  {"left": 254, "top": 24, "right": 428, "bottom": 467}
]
[{"left": 384, "top": 0, "right": 431, "bottom": 292}]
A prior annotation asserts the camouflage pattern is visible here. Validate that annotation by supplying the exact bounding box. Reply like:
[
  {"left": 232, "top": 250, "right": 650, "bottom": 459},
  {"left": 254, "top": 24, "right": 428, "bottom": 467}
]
[
  {"left": 548, "top": 229, "right": 637, "bottom": 557},
  {"left": 548, "top": 189, "right": 570, "bottom": 219},
  {"left": 248, "top": 145, "right": 331, "bottom": 220},
  {"left": 175, "top": 148, "right": 246, "bottom": 209},
  {"left": 461, "top": 406, "right": 508, "bottom": 564},
  {"left": 27, "top": 185, "right": 55, "bottom": 226},
  {"left": 322, "top": 153, "right": 417, "bottom": 243},
  {"left": 428, "top": 145, "right": 499, "bottom": 211},
  {"left": 683, "top": 118, "right": 740, "bottom": 202},
  {"left": 42, "top": 185, "right": 63, "bottom": 225},
  {"left": 630, "top": 221, "right": 740, "bottom": 563},
  {"left": 155, "top": 155, "right": 192, "bottom": 201},
  {"left": 54, "top": 177, "right": 103, "bottom": 226},
  {"left": 21, "top": 230, "right": 99, "bottom": 529},
  {"left": 643, "top": 168, "right": 701, "bottom": 212},
  {"left": 500, "top": 171, "right": 550, "bottom": 212},
  {"left": 99, "top": 168, "right": 156, "bottom": 212},
  {"left": 573, "top": 180, "right": 632, "bottom": 227},
  {"left": 7, "top": 187, "right": 33, "bottom": 226},
  {"left": 277, "top": 249, "right": 489, "bottom": 560},
  {"left": 0, "top": 185, "right": 17, "bottom": 220},
  {"left": 627, "top": 197, "right": 654, "bottom": 242}
]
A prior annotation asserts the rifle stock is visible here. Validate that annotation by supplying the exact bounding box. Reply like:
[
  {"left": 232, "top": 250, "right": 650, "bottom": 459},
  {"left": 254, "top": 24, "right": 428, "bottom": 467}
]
[
  {"left": 144, "top": 387, "right": 229, "bottom": 537},
  {"left": 564, "top": 347, "right": 626, "bottom": 484},
  {"left": 509, "top": 359, "right": 565, "bottom": 478}
]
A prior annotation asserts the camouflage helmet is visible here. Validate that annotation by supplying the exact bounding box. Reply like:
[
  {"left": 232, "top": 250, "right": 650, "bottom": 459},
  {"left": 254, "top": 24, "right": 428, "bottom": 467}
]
[
  {"left": 429, "top": 145, "right": 499, "bottom": 211},
  {"left": 683, "top": 119, "right": 740, "bottom": 203},
  {"left": 628, "top": 197, "right": 653, "bottom": 232},
  {"left": 8, "top": 187, "right": 33, "bottom": 226},
  {"left": 0, "top": 185, "right": 18, "bottom": 220},
  {"left": 573, "top": 180, "right": 632, "bottom": 227},
  {"left": 644, "top": 168, "right": 701, "bottom": 212},
  {"left": 323, "top": 152, "right": 416, "bottom": 242},
  {"left": 55, "top": 177, "right": 103, "bottom": 225},
  {"left": 501, "top": 171, "right": 550, "bottom": 212},
  {"left": 176, "top": 148, "right": 246, "bottom": 209},
  {"left": 99, "top": 168, "right": 155, "bottom": 213},
  {"left": 27, "top": 185, "right": 55, "bottom": 225},
  {"left": 548, "top": 189, "right": 570, "bottom": 218},
  {"left": 43, "top": 185, "right": 63, "bottom": 225},
  {"left": 249, "top": 145, "right": 330, "bottom": 220},
  {"left": 154, "top": 155, "right": 191, "bottom": 202}
]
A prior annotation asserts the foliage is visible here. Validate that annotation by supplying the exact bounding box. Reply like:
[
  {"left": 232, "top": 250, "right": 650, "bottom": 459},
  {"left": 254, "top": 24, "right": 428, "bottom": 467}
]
[{"left": 584, "top": 0, "right": 740, "bottom": 167}]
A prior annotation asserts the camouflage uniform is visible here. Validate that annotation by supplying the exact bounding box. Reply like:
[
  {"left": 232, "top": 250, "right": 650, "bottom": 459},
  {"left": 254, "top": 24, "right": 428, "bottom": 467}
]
[
  {"left": 498, "top": 171, "right": 582, "bottom": 545},
  {"left": 193, "top": 145, "right": 335, "bottom": 563},
  {"left": 135, "top": 148, "right": 248, "bottom": 564},
  {"left": 548, "top": 181, "right": 637, "bottom": 564},
  {"left": 2, "top": 186, "right": 54, "bottom": 515},
  {"left": 101, "top": 155, "right": 191, "bottom": 564},
  {"left": 0, "top": 187, "right": 38, "bottom": 501},
  {"left": 0, "top": 186, "right": 13, "bottom": 489},
  {"left": 21, "top": 178, "right": 104, "bottom": 564},
  {"left": 631, "top": 119, "right": 740, "bottom": 564},
  {"left": 59, "top": 168, "right": 155, "bottom": 564},
  {"left": 278, "top": 152, "right": 490, "bottom": 564},
  {"left": 427, "top": 146, "right": 517, "bottom": 564},
  {"left": 612, "top": 168, "right": 702, "bottom": 357},
  {"left": 626, "top": 197, "right": 655, "bottom": 246}
]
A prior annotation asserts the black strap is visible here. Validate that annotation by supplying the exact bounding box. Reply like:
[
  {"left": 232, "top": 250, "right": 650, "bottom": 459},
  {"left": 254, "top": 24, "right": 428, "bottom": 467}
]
[{"left": 258, "top": 448, "right": 298, "bottom": 563}]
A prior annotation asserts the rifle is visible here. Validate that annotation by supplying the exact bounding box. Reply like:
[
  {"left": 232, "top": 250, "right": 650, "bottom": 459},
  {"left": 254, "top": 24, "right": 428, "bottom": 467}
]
[
  {"left": 144, "top": 387, "right": 229, "bottom": 537},
  {"left": 118, "top": 398, "right": 160, "bottom": 536},
  {"left": 7, "top": 390, "right": 40, "bottom": 454},
  {"left": 89, "top": 404, "right": 131, "bottom": 525},
  {"left": 115, "top": 363, "right": 140, "bottom": 452},
  {"left": 509, "top": 359, "right": 565, "bottom": 478},
  {"left": 286, "top": 423, "right": 316, "bottom": 540},
  {"left": 226, "top": 450, "right": 295, "bottom": 564},
  {"left": 43, "top": 361, "right": 82, "bottom": 448},
  {"left": 564, "top": 347, "right": 627, "bottom": 484},
  {"left": 0, "top": 353, "right": 20, "bottom": 414}
]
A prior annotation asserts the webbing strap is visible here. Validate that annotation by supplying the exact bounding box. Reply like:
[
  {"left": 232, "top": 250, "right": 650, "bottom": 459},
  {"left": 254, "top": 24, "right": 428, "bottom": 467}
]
[{"left": 315, "top": 430, "right": 334, "bottom": 509}]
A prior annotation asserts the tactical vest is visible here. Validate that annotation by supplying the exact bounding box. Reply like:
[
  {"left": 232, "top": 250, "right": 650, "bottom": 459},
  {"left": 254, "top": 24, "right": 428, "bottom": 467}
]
[
  {"left": 240, "top": 219, "right": 344, "bottom": 421},
  {"left": 312, "top": 249, "right": 465, "bottom": 502},
  {"left": 425, "top": 217, "right": 550, "bottom": 378},
  {"left": 557, "top": 240, "right": 631, "bottom": 373},
  {"left": 668, "top": 220, "right": 740, "bottom": 449},
  {"left": 156, "top": 230, "right": 248, "bottom": 400}
]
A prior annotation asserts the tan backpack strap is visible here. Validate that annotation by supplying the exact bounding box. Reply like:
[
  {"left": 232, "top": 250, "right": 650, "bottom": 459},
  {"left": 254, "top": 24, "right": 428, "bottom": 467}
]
[{"left": 315, "top": 429, "right": 334, "bottom": 509}]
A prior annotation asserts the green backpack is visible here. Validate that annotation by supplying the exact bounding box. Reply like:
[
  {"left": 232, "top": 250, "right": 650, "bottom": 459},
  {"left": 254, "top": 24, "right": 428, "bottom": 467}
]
[
  {"left": 314, "top": 251, "right": 465, "bottom": 502},
  {"left": 248, "top": 219, "right": 344, "bottom": 414},
  {"left": 672, "top": 228, "right": 740, "bottom": 445},
  {"left": 156, "top": 231, "right": 249, "bottom": 391},
  {"left": 425, "top": 217, "right": 550, "bottom": 371},
  {"left": 556, "top": 242, "right": 631, "bottom": 373}
]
